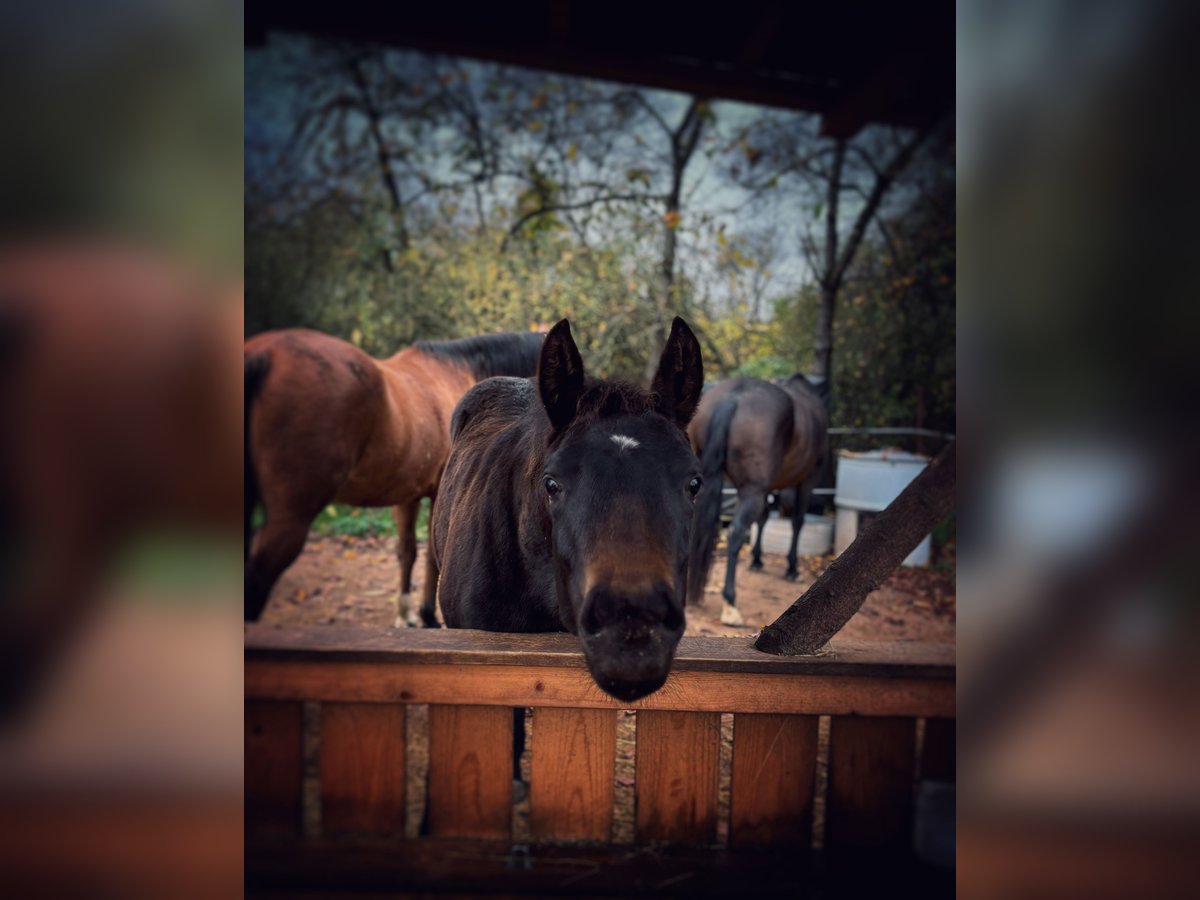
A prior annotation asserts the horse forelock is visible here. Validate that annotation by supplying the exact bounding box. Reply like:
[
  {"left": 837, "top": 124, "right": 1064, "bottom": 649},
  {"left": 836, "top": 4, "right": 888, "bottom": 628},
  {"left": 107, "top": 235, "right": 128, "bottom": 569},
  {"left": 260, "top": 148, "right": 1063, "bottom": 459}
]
[{"left": 572, "top": 380, "right": 656, "bottom": 425}]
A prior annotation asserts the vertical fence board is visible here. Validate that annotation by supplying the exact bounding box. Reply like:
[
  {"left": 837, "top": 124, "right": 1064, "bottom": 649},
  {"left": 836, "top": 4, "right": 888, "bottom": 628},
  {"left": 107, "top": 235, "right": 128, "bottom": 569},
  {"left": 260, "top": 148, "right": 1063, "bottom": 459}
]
[
  {"left": 920, "top": 717, "right": 955, "bottom": 781},
  {"left": 636, "top": 710, "right": 719, "bottom": 843},
  {"left": 530, "top": 707, "right": 616, "bottom": 841},
  {"left": 826, "top": 716, "right": 916, "bottom": 851},
  {"left": 320, "top": 702, "right": 406, "bottom": 834},
  {"left": 730, "top": 713, "right": 818, "bottom": 846},
  {"left": 245, "top": 700, "right": 302, "bottom": 836},
  {"left": 426, "top": 705, "right": 513, "bottom": 838}
]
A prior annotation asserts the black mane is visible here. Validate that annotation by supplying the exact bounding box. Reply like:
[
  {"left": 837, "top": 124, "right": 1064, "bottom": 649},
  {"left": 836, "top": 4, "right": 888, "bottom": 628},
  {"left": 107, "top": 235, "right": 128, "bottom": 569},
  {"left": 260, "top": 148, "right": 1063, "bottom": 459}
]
[{"left": 415, "top": 331, "right": 545, "bottom": 380}]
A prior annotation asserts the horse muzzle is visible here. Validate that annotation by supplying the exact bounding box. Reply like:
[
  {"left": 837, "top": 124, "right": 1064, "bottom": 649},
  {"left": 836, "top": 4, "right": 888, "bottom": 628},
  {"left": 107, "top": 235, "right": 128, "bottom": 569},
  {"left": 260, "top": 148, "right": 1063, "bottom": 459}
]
[{"left": 578, "top": 584, "right": 684, "bottom": 702}]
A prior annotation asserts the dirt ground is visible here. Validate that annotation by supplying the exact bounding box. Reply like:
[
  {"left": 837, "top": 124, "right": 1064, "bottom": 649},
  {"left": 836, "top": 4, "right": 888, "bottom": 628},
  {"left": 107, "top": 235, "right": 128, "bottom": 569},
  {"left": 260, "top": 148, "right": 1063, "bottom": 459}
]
[{"left": 260, "top": 533, "right": 956, "bottom": 642}]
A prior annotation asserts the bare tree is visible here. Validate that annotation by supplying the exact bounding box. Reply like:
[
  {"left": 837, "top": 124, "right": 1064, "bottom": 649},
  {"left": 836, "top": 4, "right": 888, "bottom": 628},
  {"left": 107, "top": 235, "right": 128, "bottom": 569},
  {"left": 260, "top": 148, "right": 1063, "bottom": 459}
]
[{"left": 808, "top": 129, "right": 929, "bottom": 380}]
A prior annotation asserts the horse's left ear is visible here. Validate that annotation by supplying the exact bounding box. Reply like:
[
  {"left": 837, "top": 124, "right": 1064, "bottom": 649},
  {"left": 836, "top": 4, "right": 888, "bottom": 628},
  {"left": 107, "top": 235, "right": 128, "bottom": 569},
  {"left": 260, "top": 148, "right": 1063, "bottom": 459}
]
[
  {"left": 651, "top": 317, "right": 704, "bottom": 428},
  {"left": 538, "top": 318, "right": 586, "bottom": 434}
]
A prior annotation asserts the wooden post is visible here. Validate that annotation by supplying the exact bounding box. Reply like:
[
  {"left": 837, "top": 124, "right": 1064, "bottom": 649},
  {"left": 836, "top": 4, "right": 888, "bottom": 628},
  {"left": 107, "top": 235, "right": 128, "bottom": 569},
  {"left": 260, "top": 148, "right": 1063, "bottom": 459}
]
[{"left": 756, "top": 440, "right": 955, "bottom": 656}]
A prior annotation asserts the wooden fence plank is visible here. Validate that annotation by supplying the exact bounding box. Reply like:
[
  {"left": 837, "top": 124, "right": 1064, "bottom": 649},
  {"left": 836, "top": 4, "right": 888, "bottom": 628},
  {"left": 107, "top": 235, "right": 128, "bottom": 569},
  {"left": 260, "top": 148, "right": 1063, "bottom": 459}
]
[
  {"left": 426, "top": 705, "right": 513, "bottom": 838},
  {"left": 530, "top": 708, "right": 615, "bottom": 841},
  {"left": 920, "top": 717, "right": 955, "bottom": 781},
  {"left": 246, "top": 625, "right": 955, "bottom": 679},
  {"left": 636, "top": 711, "right": 720, "bottom": 844},
  {"left": 245, "top": 700, "right": 302, "bottom": 836},
  {"left": 320, "top": 703, "right": 406, "bottom": 834},
  {"left": 825, "top": 716, "right": 916, "bottom": 851},
  {"left": 246, "top": 661, "right": 954, "bottom": 718},
  {"left": 730, "top": 713, "right": 818, "bottom": 846}
]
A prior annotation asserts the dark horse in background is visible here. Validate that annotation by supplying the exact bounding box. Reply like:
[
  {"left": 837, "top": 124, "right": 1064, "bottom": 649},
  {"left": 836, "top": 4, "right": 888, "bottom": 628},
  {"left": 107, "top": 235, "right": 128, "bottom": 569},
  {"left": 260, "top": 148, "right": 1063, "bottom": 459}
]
[
  {"left": 243, "top": 329, "right": 543, "bottom": 624},
  {"left": 431, "top": 317, "right": 704, "bottom": 703},
  {"left": 687, "top": 374, "right": 828, "bottom": 626}
]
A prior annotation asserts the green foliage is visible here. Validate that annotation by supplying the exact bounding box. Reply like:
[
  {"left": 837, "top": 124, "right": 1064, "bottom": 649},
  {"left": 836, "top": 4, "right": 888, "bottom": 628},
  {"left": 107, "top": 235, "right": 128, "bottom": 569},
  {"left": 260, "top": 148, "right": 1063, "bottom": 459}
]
[
  {"left": 311, "top": 500, "right": 430, "bottom": 539},
  {"left": 731, "top": 355, "right": 794, "bottom": 380}
]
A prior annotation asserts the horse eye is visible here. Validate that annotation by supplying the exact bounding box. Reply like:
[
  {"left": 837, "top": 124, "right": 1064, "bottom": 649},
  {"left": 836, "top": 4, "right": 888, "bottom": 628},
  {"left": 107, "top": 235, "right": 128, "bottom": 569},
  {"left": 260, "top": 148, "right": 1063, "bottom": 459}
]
[
  {"left": 544, "top": 476, "right": 561, "bottom": 497},
  {"left": 687, "top": 476, "right": 702, "bottom": 497}
]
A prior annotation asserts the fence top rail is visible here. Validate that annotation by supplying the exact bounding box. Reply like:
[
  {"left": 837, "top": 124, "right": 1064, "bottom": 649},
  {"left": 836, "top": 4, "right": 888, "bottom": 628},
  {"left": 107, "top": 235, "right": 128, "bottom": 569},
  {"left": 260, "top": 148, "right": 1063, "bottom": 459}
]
[{"left": 245, "top": 625, "right": 954, "bottom": 680}]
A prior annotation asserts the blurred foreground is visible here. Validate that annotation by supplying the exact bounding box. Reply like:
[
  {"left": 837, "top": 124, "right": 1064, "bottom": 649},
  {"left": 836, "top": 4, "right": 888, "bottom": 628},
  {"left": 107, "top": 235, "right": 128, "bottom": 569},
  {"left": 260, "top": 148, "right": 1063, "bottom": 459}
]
[
  {"left": 0, "top": 0, "right": 243, "bottom": 893},
  {"left": 958, "top": 1, "right": 1200, "bottom": 895}
]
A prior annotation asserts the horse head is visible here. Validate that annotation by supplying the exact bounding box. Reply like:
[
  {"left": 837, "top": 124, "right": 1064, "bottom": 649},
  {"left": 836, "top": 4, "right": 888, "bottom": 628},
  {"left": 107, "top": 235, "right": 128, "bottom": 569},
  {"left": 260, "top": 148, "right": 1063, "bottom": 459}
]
[{"left": 536, "top": 317, "right": 704, "bottom": 701}]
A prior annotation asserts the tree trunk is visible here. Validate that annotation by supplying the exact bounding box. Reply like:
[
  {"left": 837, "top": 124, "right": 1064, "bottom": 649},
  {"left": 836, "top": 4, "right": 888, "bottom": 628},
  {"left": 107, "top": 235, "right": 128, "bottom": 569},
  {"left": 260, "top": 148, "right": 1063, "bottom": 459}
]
[
  {"left": 643, "top": 98, "right": 705, "bottom": 383},
  {"left": 755, "top": 440, "right": 956, "bottom": 655},
  {"left": 643, "top": 196, "right": 680, "bottom": 380},
  {"left": 812, "top": 139, "right": 845, "bottom": 381},
  {"left": 813, "top": 281, "right": 837, "bottom": 381}
]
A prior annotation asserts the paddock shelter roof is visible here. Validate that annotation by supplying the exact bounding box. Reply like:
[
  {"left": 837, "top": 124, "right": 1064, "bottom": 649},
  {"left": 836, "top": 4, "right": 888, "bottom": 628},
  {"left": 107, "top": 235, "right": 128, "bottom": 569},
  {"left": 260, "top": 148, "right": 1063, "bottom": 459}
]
[{"left": 245, "top": 1, "right": 952, "bottom": 138}]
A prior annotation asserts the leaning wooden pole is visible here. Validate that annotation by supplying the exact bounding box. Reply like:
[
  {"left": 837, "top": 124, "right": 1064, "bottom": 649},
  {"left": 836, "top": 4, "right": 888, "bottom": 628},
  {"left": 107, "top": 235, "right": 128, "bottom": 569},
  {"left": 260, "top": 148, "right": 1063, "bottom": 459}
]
[{"left": 755, "top": 440, "right": 956, "bottom": 656}]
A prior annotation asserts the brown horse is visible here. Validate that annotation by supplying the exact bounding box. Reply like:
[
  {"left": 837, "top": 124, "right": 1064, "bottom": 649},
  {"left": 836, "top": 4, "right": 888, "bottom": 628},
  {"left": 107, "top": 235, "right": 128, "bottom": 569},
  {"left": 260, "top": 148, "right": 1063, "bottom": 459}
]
[
  {"left": 243, "top": 329, "right": 543, "bottom": 624},
  {"left": 431, "top": 317, "right": 704, "bottom": 702},
  {"left": 686, "top": 374, "right": 828, "bottom": 625}
]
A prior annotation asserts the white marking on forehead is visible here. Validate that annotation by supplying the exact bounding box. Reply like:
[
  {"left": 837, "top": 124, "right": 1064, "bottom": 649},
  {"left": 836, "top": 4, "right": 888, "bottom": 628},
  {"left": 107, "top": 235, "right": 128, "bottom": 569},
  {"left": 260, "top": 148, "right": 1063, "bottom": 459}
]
[{"left": 610, "top": 434, "right": 640, "bottom": 451}]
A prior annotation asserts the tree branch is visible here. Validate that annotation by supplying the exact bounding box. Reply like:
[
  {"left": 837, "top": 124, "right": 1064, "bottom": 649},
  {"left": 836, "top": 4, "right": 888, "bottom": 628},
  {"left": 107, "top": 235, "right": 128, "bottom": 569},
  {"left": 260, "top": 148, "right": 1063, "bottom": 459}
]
[
  {"left": 503, "top": 192, "right": 658, "bottom": 247},
  {"left": 345, "top": 53, "right": 409, "bottom": 252},
  {"left": 828, "top": 128, "right": 927, "bottom": 291}
]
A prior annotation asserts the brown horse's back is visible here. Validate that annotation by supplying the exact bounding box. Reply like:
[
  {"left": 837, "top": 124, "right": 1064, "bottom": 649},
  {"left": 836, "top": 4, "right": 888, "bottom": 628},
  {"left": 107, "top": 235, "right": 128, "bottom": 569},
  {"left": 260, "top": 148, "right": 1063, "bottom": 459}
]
[
  {"left": 688, "top": 377, "right": 825, "bottom": 490},
  {"left": 774, "top": 378, "right": 828, "bottom": 489},
  {"left": 244, "top": 329, "right": 388, "bottom": 511},
  {"left": 244, "top": 328, "right": 543, "bottom": 621}
]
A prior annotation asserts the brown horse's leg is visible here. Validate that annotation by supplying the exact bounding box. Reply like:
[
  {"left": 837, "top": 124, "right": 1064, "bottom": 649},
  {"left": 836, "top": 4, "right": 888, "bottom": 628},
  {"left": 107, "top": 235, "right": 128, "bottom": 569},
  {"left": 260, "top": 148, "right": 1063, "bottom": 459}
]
[
  {"left": 785, "top": 477, "right": 818, "bottom": 580},
  {"left": 722, "top": 488, "right": 766, "bottom": 626},
  {"left": 392, "top": 500, "right": 421, "bottom": 628},
  {"left": 245, "top": 514, "right": 312, "bottom": 620}
]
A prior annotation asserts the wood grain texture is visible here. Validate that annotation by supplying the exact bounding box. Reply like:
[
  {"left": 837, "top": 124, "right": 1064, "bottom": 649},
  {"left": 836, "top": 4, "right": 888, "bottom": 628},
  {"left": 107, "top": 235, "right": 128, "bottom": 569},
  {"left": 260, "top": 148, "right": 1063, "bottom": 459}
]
[
  {"left": 426, "top": 705, "right": 513, "bottom": 838},
  {"left": 245, "top": 700, "right": 302, "bottom": 836},
  {"left": 920, "top": 716, "right": 955, "bottom": 781},
  {"left": 530, "top": 707, "right": 615, "bottom": 841},
  {"left": 729, "top": 713, "right": 818, "bottom": 846},
  {"left": 825, "top": 715, "right": 916, "bottom": 851},
  {"left": 245, "top": 661, "right": 954, "bottom": 717},
  {"left": 635, "top": 710, "right": 720, "bottom": 844},
  {"left": 246, "top": 624, "right": 954, "bottom": 679},
  {"left": 319, "top": 703, "right": 406, "bottom": 834}
]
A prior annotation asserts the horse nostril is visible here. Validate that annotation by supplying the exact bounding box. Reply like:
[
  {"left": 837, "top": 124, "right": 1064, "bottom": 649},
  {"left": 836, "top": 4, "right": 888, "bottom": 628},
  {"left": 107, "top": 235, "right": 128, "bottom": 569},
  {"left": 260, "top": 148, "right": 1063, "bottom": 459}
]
[{"left": 582, "top": 585, "right": 679, "bottom": 636}]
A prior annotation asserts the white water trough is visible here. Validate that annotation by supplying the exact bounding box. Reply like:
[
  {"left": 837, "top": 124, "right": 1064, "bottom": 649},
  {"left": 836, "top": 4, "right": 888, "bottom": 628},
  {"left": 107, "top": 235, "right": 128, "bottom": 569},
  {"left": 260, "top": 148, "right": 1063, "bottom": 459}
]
[{"left": 834, "top": 449, "right": 932, "bottom": 566}]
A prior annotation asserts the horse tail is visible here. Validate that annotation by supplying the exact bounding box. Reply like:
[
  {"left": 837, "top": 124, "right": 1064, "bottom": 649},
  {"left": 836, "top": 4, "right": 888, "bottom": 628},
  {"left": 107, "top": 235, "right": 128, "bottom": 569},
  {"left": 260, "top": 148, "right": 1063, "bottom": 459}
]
[
  {"left": 244, "top": 353, "right": 271, "bottom": 559},
  {"left": 687, "top": 393, "right": 738, "bottom": 605}
]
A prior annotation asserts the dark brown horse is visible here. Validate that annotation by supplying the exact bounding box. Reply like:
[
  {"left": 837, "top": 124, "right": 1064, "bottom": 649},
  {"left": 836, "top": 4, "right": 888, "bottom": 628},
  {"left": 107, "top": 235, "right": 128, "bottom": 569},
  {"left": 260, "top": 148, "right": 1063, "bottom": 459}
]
[
  {"left": 687, "top": 374, "right": 828, "bottom": 625},
  {"left": 430, "top": 317, "right": 704, "bottom": 702},
  {"left": 243, "top": 329, "right": 543, "bottom": 624}
]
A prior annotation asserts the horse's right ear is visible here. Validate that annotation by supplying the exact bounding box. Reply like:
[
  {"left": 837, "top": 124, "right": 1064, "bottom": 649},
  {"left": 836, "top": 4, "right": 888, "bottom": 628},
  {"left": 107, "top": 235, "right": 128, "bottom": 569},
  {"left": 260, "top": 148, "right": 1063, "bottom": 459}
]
[{"left": 537, "top": 319, "right": 585, "bottom": 434}]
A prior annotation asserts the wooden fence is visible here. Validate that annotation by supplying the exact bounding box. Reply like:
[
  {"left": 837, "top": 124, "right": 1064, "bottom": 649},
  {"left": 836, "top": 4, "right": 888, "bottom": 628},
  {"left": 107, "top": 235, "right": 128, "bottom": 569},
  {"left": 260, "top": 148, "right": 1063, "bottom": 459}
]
[{"left": 245, "top": 625, "right": 954, "bottom": 896}]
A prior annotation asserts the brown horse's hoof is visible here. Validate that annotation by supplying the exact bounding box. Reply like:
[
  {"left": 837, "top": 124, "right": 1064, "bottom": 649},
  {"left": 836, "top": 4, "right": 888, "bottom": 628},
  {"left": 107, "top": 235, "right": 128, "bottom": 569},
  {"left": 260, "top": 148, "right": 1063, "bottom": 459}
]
[
  {"left": 784, "top": 570, "right": 800, "bottom": 582},
  {"left": 748, "top": 558, "right": 764, "bottom": 571}
]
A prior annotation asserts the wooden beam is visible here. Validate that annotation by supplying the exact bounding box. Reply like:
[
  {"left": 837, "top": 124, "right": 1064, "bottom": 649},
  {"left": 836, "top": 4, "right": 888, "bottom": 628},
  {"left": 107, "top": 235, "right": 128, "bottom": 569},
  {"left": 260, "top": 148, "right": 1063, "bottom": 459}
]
[
  {"left": 245, "top": 659, "right": 953, "bottom": 717},
  {"left": 246, "top": 625, "right": 955, "bottom": 679}
]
